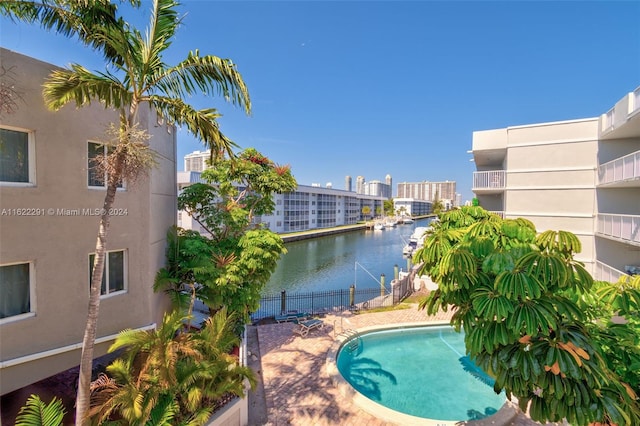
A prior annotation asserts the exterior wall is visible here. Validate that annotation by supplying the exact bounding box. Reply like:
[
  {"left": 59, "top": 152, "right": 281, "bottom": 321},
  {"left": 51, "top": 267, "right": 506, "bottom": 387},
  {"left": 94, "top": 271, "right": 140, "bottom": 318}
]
[
  {"left": 475, "top": 119, "right": 599, "bottom": 272},
  {"left": 0, "top": 48, "right": 175, "bottom": 395},
  {"left": 472, "top": 88, "right": 640, "bottom": 282}
]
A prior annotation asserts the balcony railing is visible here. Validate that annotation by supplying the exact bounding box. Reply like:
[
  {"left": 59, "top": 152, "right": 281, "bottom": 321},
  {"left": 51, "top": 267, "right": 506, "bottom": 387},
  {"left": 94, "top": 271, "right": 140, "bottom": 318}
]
[
  {"left": 595, "top": 261, "right": 628, "bottom": 283},
  {"left": 473, "top": 170, "right": 505, "bottom": 190},
  {"left": 597, "top": 213, "right": 640, "bottom": 245},
  {"left": 488, "top": 210, "right": 505, "bottom": 218},
  {"left": 604, "top": 107, "right": 615, "bottom": 129},
  {"left": 598, "top": 150, "right": 640, "bottom": 185}
]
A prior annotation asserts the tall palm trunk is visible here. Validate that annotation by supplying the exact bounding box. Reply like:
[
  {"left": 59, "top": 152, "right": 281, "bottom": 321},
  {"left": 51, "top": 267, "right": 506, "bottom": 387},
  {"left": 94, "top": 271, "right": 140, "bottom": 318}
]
[{"left": 76, "top": 152, "right": 124, "bottom": 425}]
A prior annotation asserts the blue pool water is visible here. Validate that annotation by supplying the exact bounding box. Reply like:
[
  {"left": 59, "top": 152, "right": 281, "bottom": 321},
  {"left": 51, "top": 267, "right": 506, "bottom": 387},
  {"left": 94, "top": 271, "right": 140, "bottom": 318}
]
[{"left": 336, "top": 325, "right": 506, "bottom": 421}]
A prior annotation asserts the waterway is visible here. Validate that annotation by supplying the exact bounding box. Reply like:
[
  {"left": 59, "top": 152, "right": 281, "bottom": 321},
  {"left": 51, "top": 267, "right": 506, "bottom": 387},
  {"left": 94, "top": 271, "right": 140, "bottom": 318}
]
[{"left": 262, "top": 218, "right": 434, "bottom": 295}]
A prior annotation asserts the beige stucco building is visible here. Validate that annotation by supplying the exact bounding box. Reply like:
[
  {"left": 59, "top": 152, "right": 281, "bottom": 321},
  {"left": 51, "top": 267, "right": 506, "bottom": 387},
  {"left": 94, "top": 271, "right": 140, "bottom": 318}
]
[
  {"left": 396, "top": 180, "right": 458, "bottom": 206},
  {"left": 0, "top": 48, "right": 176, "bottom": 395},
  {"left": 471, "top": 87, "right": 640, "bottom": 281}
]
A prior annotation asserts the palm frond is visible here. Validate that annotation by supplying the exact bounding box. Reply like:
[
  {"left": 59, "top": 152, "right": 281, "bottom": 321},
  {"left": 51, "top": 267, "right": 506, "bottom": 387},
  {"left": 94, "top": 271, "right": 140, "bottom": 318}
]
[
  {"left": 15, "top": 394, "right": 65, "bottom": 426},
  {"left": 142, "top": 0, "right": 180, "bottom": 69},
  {"left": 152, "top": 51, "right": 251, "bottom": 113},
  {"left": 150, "top": 95, "right": 238, "bottom": 157},
  {"left": 0, "top": 1, "right": 133, "bottom": 62},
  {"left": 43, "top": 65, "right": 129, "bottom": 111}
]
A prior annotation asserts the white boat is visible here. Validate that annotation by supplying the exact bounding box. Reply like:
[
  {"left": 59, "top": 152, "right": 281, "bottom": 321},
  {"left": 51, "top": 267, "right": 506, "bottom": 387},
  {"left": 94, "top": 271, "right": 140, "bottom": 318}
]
[
  {"left": 373, "top": 222, "right": 385, "bottom": 231},
  {"left": 402, "top": 240, "right": 417, "bottom": 256},
  {"left": 401, "top": 217, "right": 414, "bottom": 224},
  {"left": 402, "top": 226, "right": 430, "bottom": 256}
]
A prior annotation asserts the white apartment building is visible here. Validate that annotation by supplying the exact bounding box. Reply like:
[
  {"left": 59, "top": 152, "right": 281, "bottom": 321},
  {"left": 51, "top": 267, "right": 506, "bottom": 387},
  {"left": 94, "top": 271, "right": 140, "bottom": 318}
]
[
  {"left": 183, "top": 149, "right": 211, "bottom": 172},
  {"left": 176, "top": 172, "right": 386, "bottom": 234},
  {"left": 261, "top": 185, "right": 385, "bottom": 232},
  {"left": 471, "top": 87, "right": 640, "bottom": 282},
  {"left": 177, "top": 171, "right": 209, "bottom": 235},
  {"left": 393, "top": 198, "right": 433, "bottom": 217},
  {"left": 0, "top": 48, "right": 176, "bottom": 395}
]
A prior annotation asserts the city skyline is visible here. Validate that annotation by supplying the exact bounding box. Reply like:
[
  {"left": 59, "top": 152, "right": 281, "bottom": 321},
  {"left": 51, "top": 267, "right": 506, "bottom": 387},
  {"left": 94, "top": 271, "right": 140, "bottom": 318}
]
[{"left": 2, "top": 1, "right": 639, "bottom": 202}]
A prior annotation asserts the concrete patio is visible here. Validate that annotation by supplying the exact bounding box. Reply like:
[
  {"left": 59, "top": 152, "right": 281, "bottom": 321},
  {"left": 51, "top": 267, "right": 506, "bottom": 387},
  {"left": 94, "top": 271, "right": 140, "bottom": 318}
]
[{"left": 247, "top": 302, "right": 559, "bottom": 426}]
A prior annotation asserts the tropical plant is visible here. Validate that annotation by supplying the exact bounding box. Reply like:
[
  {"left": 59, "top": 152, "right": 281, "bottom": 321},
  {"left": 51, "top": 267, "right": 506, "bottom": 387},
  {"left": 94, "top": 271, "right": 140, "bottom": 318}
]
[
  {"left": 2, "top": 1, "right": 251, "bottom": 422},
  {"left": 383, "top": 198, "right": 394, "bottom": 217},
  {"left": 414, "top": 206, "right": 640, "bottom": 425},
  {"left": 88, "top": 307, "right": 255, "bottom": 425},
  {"left": 431, "top": 190, "right": 444, "bottom": 215},
  {"left": 156, "top": 148, "right": 297, "bottom": 325},
  {"left": 585, "top": 275, "right": 640, "bottom": 396},
  {"left": 15, "top": 394, "right": 66, "bottom": 426},
  {"left": 361, "top": 205, "right": 371, "bottom": 219}
]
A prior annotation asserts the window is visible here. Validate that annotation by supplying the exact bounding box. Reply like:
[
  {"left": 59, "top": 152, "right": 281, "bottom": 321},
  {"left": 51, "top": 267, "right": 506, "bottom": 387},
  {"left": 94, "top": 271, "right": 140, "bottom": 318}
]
[
  {"left": 0, "top": 262, "right": 33, "bottom": 320},
  {"left": 88, "top": 142, "right": 123, "bottom": 188},
  {"left": 89, "top": 250, "right": 126, "bottom": 296},
  {"left": 0, "top": 127, "right": 34, "bottom": 184}
]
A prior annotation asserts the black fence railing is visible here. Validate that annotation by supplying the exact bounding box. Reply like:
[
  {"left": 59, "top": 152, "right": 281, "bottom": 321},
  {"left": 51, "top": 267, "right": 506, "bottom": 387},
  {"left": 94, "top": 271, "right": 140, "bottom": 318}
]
[{"left": 251, "top": 273, "right": 415, "bottom": 322}]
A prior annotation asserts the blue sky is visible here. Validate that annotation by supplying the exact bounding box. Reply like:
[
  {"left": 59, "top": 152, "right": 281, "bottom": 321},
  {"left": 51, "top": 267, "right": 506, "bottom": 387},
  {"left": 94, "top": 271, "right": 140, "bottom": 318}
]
[{"left": 2, "top": 1, "right": 639, "bottom": 202}]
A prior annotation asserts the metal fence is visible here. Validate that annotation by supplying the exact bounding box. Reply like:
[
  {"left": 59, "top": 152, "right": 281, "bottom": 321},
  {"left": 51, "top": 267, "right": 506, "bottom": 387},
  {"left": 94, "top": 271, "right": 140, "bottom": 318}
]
[{"left": 251, "top": 273, "right": 415, "bottom": 322}]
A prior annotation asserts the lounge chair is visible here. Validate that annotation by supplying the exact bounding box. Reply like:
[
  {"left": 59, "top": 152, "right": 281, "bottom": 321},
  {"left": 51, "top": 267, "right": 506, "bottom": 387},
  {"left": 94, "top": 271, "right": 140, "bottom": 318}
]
[
  {"left": 292, "top": 318, "right": 324, "bottom": 337},
  {"left": 274, "top": 312, "right": 310, "bottom": 323}
]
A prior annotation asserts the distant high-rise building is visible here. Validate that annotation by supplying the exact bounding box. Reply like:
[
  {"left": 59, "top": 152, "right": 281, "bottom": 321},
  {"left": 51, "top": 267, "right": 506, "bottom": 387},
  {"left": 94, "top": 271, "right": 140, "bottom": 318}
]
[
  {"left": 356, "top": 176, "right": 365, "bottom": 195},
  {"left": 396, "top": 181, "right": 456, "bottom": 203},
  {"left": 364, "top": 180, "right": 393, "bottom": 198},
  {"left": 345, "top": 175, "right": 352, "bottom": 192},
  {"left": 184, "top": 150, "right": 211, "bottom": 172},
  {"left": 353, "top": 175, "right": 393, "bottom": 198}
]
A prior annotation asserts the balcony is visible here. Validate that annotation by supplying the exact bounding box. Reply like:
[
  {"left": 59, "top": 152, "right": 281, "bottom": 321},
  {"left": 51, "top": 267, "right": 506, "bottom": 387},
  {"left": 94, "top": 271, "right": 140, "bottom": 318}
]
[
  {"left": 600, "top": 86, "right": 640, "bottom": 139},
  {"left": 604, "top": 107, "right": 615, "bottom": 130},
  {"left": 596, "top": 213, "right": 640, "bottom": 246},
  {"left": 595, "top": 261, "right": 629, "bottom": 283},
  {"left": 473, "top": 170, "right": 505, "bottom": 194},
  {"left": 598, "top": 150, "right": 640, "bottom": 187}
]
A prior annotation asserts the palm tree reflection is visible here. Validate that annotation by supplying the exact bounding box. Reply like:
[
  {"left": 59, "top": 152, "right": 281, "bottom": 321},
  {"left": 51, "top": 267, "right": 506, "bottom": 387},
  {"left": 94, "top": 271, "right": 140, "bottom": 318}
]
[{"left": 343, "top": 357, "right": 397, "bottom": 401}]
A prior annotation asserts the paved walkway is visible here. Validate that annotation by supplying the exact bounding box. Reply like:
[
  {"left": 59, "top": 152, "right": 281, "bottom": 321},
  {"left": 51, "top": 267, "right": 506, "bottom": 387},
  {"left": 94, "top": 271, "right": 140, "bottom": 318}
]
[{"left": 249, "top": 303, "right": 558, "bottom": 426}]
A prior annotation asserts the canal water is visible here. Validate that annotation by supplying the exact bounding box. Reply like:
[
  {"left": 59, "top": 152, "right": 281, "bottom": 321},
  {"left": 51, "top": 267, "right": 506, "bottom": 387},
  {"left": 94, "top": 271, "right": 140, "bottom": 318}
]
[{"left": 262, "top": 218, "right": 434, "bottom": 295}]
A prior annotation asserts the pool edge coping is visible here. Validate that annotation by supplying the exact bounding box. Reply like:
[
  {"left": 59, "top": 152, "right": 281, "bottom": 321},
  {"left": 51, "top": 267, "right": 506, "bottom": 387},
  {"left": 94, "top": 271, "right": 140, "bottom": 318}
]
[{"left": 325, "top": 321, "right": 520, "bottom": 426}]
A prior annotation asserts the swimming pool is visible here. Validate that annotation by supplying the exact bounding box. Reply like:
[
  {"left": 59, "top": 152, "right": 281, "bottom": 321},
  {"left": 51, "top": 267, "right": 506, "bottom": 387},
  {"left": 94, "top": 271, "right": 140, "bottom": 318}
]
[{"left": 327, "top": 323, "right": 514, "bottom": 425}]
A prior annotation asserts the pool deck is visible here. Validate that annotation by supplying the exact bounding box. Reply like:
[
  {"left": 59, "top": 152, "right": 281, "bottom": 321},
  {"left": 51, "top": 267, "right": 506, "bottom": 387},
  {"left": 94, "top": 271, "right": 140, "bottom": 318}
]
[{"left": 249, "top": 302, "right": 560, "bottom": 426}]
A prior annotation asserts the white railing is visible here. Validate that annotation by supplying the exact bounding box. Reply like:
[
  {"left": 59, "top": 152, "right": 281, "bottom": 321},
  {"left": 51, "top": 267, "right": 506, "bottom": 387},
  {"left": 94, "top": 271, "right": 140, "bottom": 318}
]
[
  {"left": 604, "top": 107, "right": 615, "bottom": 129},
  {"left": 633, "top": 87, "right": 640, "bottom": 115},
  {"left": 488, "top": 210, "right": 505, "bottom": 218},
  {"left": 598, "top": 150, "right": 640, "bottom": 185},
  {"left": 597, "top": 213, "right": 640, "bottom": 244},
  {"left": 595, "top": 261, "right": 628, "bottom": 283},
  {"left": 473, "top": 170, "right": 505, "bottom": 190}
]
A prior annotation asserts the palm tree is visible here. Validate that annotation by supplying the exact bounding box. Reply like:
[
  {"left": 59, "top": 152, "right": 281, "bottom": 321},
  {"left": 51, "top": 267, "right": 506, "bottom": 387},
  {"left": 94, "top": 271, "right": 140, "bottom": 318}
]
[
  {"left": 2, "top": 1, "right": 251, "bottom": 423},
  {"left": 88, "top": 308, "right": 255, "bottom": 425}
]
